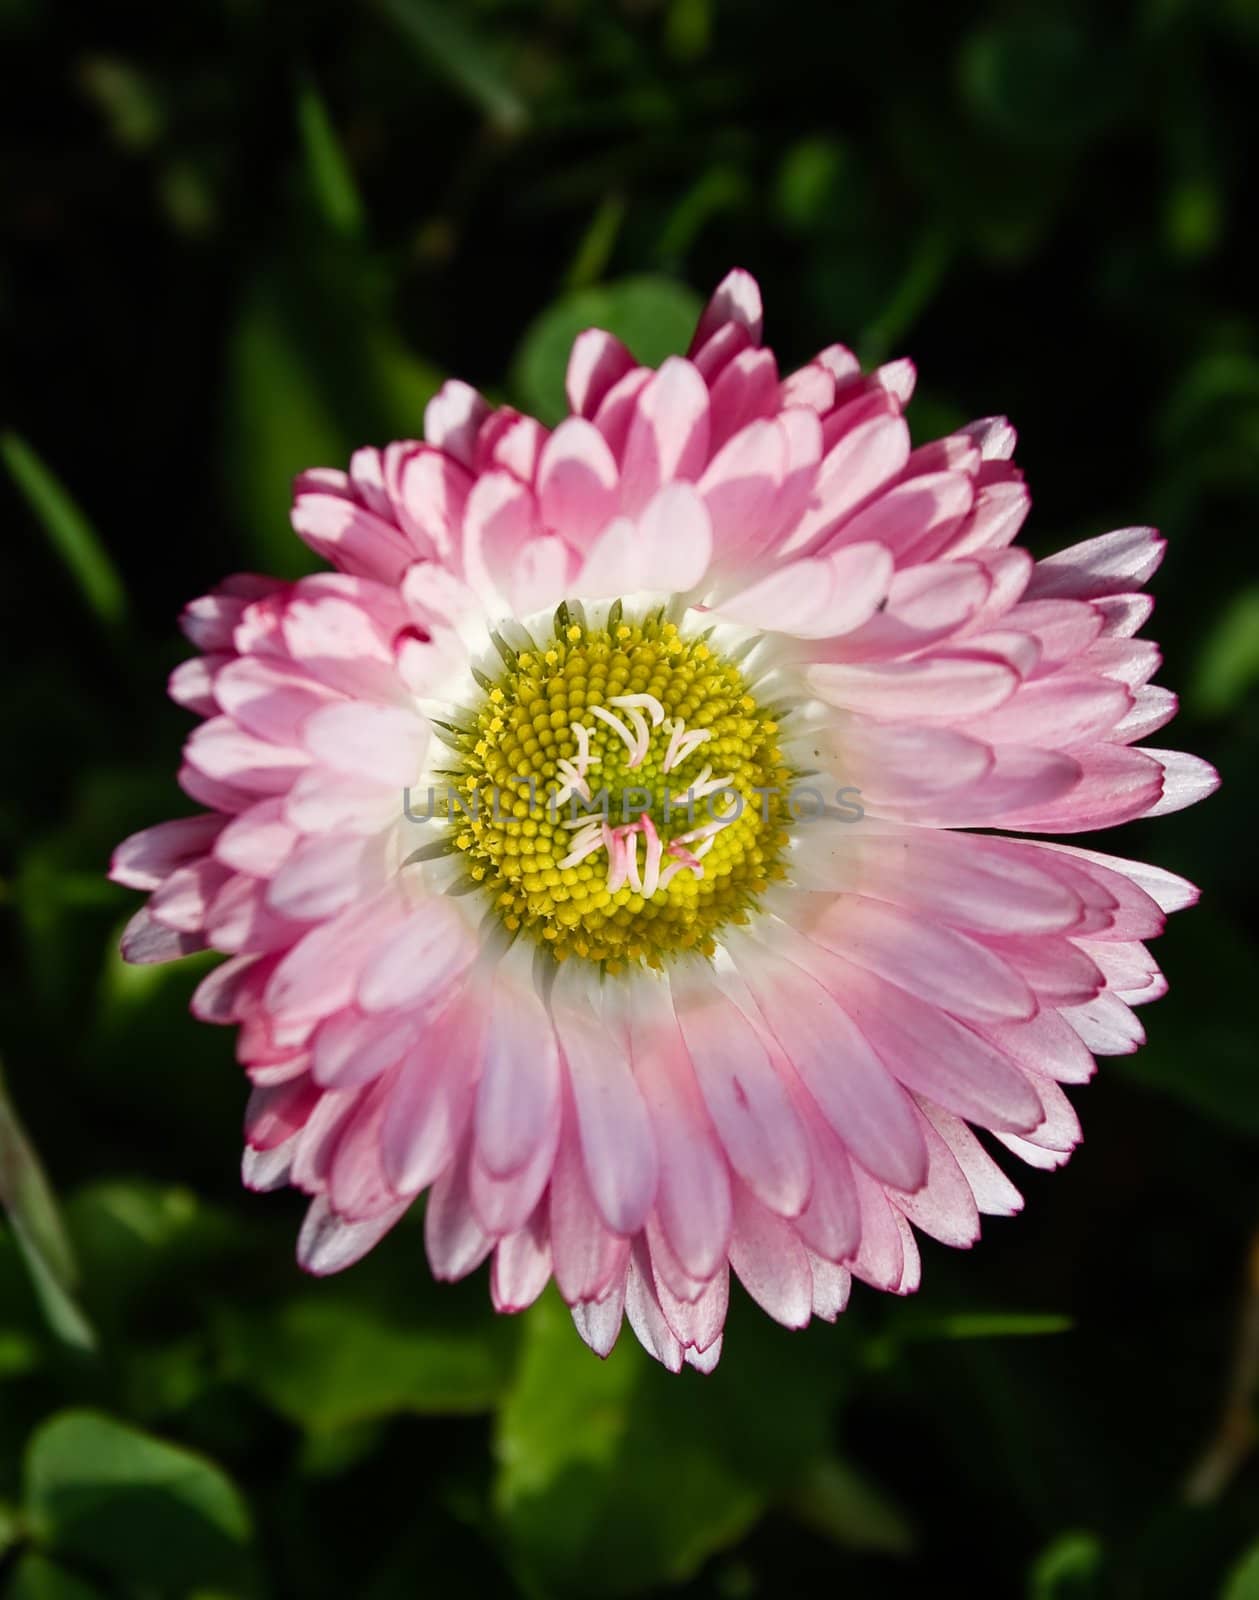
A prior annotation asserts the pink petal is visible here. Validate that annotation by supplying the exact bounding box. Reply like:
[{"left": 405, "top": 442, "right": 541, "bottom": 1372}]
[
  {"left": 425, "top": 1145, "right": 494, "bottom": 1281},
  {"left": 491, "top": 1213, "right": 553, "bottom": 1313},
  {"left": 809, "top": 651, "right": 1019, "bottom": 720},
  {"left": 474, "top": 978, "right": 561, "bottom": 1178},
  {"left": 554, "top": 985, "right": 658, "bottom": 1236},
  {"left": 566, "top": 328, "right": 635, "bottom": 419},
  {"left": 673, "top": 975, "right": 812, "bottom": 1216},
  {"left": 356, "top": 899, "right": 475, "bottom": 1014},
  {"left": 799, "top": 894, "right": 1036, "bottom": 1022},
  {"left": 1027, "top": 527, "right": 1165, "bottom": 600},
  {"left": 1142, "top": 749, "right": 1220, "bottom": 816},
  {"left": 690, "top": 268, "right": 763, "bottom": 352},
  {"left": 618, "top": 357, "right": 711, "bottom": 516},
  {"left": 716, "top": 541, "right": 893, "bottom": 638},
  {"left": 424, "top": 380, "right": 489, "bottom": 468},
  {"left": 110, "top": 814, "right": 226, "bottom": 891},
  {"left": 291, "top": 492, "right": 416, "bottom": 583},
  {"left": 630, "top": 985, "right": 732, "bottom": 1280},
  {"left": 728, "top": 1183, "right": 812, "bottom": 1329},
  {"left": 297, "top": 1194, "right": 411, "bottom": 1276},
  {"left": 731, "top": 940, "right": 929, "bottom": 1192},
  {"left": 536, "top": 417, "right": 619, "bottom": 549}
]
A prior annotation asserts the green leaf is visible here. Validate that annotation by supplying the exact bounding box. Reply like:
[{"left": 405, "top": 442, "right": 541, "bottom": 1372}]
[
  {"left": 0, "top": 1065, "right": 96, "bottom": 1357},
  {"left": 0, "top": 1500, "right": 21, "bottom": 1559},
  {"left": 900, "top": 1310, "right": 1074, "bottom": 1341},
  {"left": 378, "top": 0, "right": 528, "bottom": 134},
  {"left": 958, "top": 18, "right": 1122, "bottom": 149},
  {"left": 1028, "top": 1530, "right": 1105, "bottom": 1597},
  {"left": 65, "top": 1180, "right": 237, "bottom": 1322},
  {"left": 225, "top": 253, "right": 442, "bottom": 574},
  {"left": 4, "top": 1553, "right": 106, "bottom": 1600},
  {"left": 3, "top": 1556, "right": 103, "bottom": 1600},
  {"left": 565, "top": 193, "right": 627, "bottom": 291},
  {"left": 23, "top": 1411, "right": 256, "bottom": 1596},
  {"left": 788, "top": 1454, "right": 914, "bottom": 1556},
  {"left": 296, "top": 76, "right": 365, "bottom": 240},
  {"left": 495, "top": 1290, "right": 854, "bottom": 1596},
  {"left": 510, "top": 276, "right": 703, "bottom": 425},
  {"left": 1193, "top": 585, "right": 1259, "bottom": 717},
  {"left": 0, "top": 433, "right": 127, "bottom": 631},
  {"left": 219, "top": 1276, "right": 519, "bottom": 1430},
  {"left": 495, "top": 1294, "right": 760, "bottom": 1595},
  {"left": 1223, "top": 1541, "right": 1259, "bottom": 1599}
]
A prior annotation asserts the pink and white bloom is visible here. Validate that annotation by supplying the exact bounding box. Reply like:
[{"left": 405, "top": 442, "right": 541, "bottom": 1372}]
[{"left": 112, "top": 271, "right": 1217, "bottom": 1371}]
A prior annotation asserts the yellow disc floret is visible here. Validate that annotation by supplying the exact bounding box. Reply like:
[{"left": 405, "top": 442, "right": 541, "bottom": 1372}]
[{"left": 432, "top": 605, "right": 790, "bottom": 970}]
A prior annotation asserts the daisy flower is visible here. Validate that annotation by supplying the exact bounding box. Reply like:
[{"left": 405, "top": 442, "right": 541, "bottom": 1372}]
[{"left": 111, "top": 270, "right": 1217, "bottom": 1371}]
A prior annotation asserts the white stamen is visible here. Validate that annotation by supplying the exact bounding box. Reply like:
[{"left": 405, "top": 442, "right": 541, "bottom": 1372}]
[
  {"left": 672, "top": 727, "right": 712, "bottom": 768},
  {"left": 619, "top": 705, "right": 652, "bottom": 768},
  {"left": 640, "top": 813, "right": 663, "bottom": 898},
  {"left": 570, "top": 721, "right": 598, "bottom": 770},
  {"left": 689, "top": 773, "right": 735, "bottom": 804},
  {"left": 603, "top": 823, "right": 629, "bottom": 893},
  {"left": 675, "top": 813, "right": 736, "bottom": 846},
  {"left": 557, "top": 824, "right": 605, "bottom": 869},
  {"left": 658, "top": 840, "right": 705, "bottom": 890},
  {"left": 589, "top": 704, "right": 639, "bottom": 761},
  {"left": 624, "top": 826, "right": 643, "bottom": 894},
  {"left": 552, "top": 759, "right": 591, "bottom": 806},
  {"left": 670, "top": 763, "right": 711, "bottom": 805},
  {"left": 609, "top": 693, "right": 665, "bottom": 728}
]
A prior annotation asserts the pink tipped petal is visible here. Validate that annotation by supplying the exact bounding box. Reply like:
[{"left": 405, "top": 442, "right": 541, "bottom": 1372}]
[
  {"left": 474, "top": 979, "right": 561, "bottom": 1178},
  {"left": 918, "top": 1102, "right": 1023, "bottom": 1217},
  {"left": 121, "top": 905, "right": 205, "bottom": 964},
  {"left": 110, "top": 814, "right": 226, "bottom": 891},
  {"left": 424, "top": 380, "right": 489, "bottom": 468},
  {"left": 799, "top": 894, "right": 1037, "bottom": 1022},
  {"left": 1027, "top": 527, "right": 1166, "bottom": 600},
  {"left": 809, "top": 652, "right": 1019, "bottom": 720},
  {"left": 356, "top": 900, "right": 475, "bottom": 1014},
  {"left": 730, "top": 939, "right": 929, "bottom": 1193},
  {"left": 889, "top": 1113, "right": 981, "bottom": 1248},
  {"left": 624, "top": 1244, "right": 685, "bottom": 1372},
  {"left": 629, "top": 983, "right": 732, "bottom": 1280},
  {"left": 492, "top": 1215, "right": 553, "bottom": 1313},
  {"left": 579, "top": 481, "right": 713, "bottom": 598},
  {"left": 728, "top": 1183, "right": 813, "bottom": 1330},
  {"left": 1142, "top": 749, "right": 1221, "bottom": 816},
  {"left": 716, "top": 542, "right": 893, "bottom": 639},
  {"left": 554, "top": 988, "right": 658, "bottom": 1237},
  {"left": 808, "top": 1255, "right": 852, "bottom": 1322},
  {"left": 690, "top": 268, "right": 763, "bottom": 352},
  {"left": 674, "top": 977, "right": 813, "bottom": 1217},
  {"left": 619, "top": 357, "right": 711, "bottom": 516},
  {"left": 537, "top": 417, "right": 619, "bottom": 548},
  {"left": 550, "top": 1119, "right": 631, "bottom": 1304},
  {"left": 425, "top": 1146, "right": 494, "bottom": 1281},
  {"left": 297, "top": 1195, "right": 411, "bottom": 1276},
  {"left": 570, "top": 1285, "right": 627, "bottom": 1358},
  {"left": 566, "top": 328, "right": 635, "bottom": 419}
]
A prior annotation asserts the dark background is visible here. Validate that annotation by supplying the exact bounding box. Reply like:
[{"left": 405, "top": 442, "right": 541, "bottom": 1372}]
[{"left": 2, "top": 1, "right": 1258, "bottom": 1596}]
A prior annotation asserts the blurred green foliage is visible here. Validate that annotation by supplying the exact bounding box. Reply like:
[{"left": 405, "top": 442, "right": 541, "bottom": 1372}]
[{"left": 1, "top": 0, "right": 1257, "bottom": 1594}]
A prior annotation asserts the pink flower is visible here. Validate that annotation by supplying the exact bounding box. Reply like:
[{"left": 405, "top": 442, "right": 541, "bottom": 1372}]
[{"left": 112, "top": 270, "right": 1218, "bottom": 1371}]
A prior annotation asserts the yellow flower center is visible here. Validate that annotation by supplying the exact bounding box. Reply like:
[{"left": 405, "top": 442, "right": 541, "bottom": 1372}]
[{"left": 432, "top": 605, "right": 790, "bottom": 971}]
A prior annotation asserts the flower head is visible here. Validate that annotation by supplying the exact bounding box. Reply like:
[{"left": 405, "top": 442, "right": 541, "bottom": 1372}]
[{"left": 112, "top": 270, "right": 1217, "bottom": 1371}]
